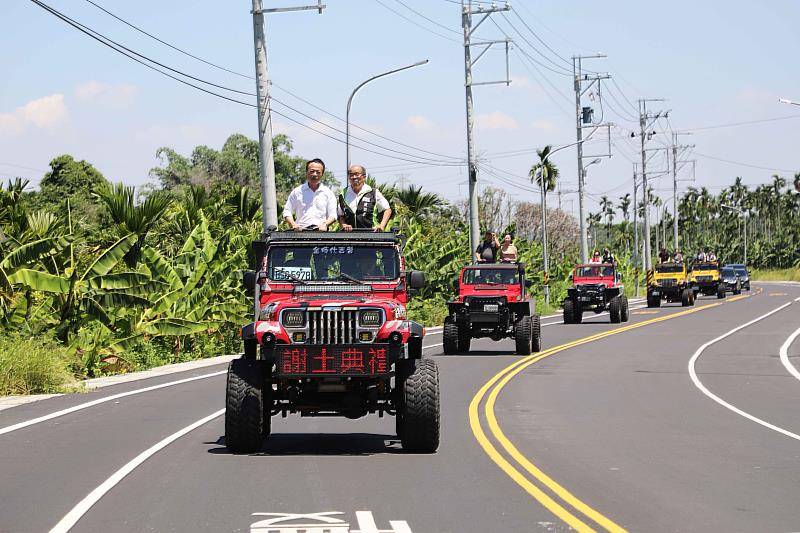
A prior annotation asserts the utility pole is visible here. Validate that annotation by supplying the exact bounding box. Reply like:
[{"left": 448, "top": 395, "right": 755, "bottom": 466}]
[
  {"left": 637, "top": 98, "right": 666, "bottom": 271},
  {"left": 462, "top": 0, "right": 511, "bottom": 258},
  {"left": 632, "top": 163, "right": 639, "bottom": 297},
  {"left": 251, "top": 0, "right": 325, "bottom": 232},
  {"left": 573, "top": 54, "right": 609, "bottom": 263},
  {"left": 670, "top": 132, "right": 695, "bottom": 251}
]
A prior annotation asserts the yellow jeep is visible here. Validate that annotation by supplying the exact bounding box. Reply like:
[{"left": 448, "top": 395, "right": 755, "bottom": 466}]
[
  {"left": 689, "top": 262, "right": 725, "bottom": 299},
  {"left": 647, "top": 262, "right": 695, "bottom": 307}
]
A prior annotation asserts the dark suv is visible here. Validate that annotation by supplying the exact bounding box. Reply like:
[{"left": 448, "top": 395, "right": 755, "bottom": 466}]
[
  {"left": 719, "top": 266, "right": 743, "bottom": 295},
  {"left": 724, "top": 263, "right": 750, "bottom": 291}
]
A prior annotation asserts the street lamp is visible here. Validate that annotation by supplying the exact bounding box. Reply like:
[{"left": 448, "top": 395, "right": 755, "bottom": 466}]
[
  {"left": 346, "top": 60, "right": 429, "bottom": 174},
  {"left": 779, "top": 98, "right": 800, "bottom": 106},
  {"left": 721, "top": 204, "right": 747, "bottom": 265}
]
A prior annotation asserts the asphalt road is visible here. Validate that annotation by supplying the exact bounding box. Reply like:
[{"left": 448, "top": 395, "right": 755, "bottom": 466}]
[{"left": 2, "top": 283, "right": 800, "bottom": 532}]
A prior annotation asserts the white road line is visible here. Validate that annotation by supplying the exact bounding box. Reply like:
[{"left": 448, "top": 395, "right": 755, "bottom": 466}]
[
  {"left": 0, "top": 371, "right": 226, "bottom": 437},
  {"left": 423, "top": 343, "right": 443, "bottom": 350},
  {"left": 688, "top": 301, "right": 800, "bottom": 441},
  {"left": 779, "top": 327, "right": 800, "bottom": 383},
  {"left": 49, "top": 409, "right": 225, "bottom": 533}
]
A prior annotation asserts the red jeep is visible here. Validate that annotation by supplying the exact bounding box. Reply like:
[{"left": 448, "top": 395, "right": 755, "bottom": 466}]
[
  {"left": 443, "top": 262, "right": 541, "bottom": 355},
  {"left": 227, "top": 229, "right": 439, "bottom": 454},
  {"left": 563, "top": 263, "right": 629, "bottom": 324}
]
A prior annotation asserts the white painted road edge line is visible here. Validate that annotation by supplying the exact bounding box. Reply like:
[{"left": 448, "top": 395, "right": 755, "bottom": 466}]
[
  {"left": 0, "top": 371, "right": 226, "bottom": 437},
  {"left": 688, "top": 300, "right": 800, "bottom": 441},
  {"left": 49, "top": 408, "right": 225, "bottom": 533},
  {"left": 779, "top": 327, "right": 800, "bottom": 383}
]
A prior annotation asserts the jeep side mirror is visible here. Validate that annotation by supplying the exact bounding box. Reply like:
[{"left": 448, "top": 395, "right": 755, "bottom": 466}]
[
  {"left": 569, "top": 273, "right": 573, "bottom": 281},
  {"left": 453, "top": 278, "right": 460, "bottom": 291},
  {"left": 243, "top": 271, "right": 257, "bottom": 291},
  {"left": 409, "top": 270, "right": 425, "bottom": 290}
]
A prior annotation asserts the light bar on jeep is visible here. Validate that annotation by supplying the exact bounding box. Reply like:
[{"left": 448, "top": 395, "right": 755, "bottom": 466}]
[{"left": 293, "top": 284, "right": 373, "bottom": 293}]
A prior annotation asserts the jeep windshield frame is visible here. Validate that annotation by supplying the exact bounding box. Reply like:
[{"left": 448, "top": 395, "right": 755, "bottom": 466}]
[
  {"left": 575, "top": 265, "right": 615, "bottom": 278},
  {"left": 655, "top": 264, "right": 685, "bottom": 273},
  {"left": 267, "top": 244, "right": 400, "bottom": 283},
  {"left": 462, "top": 267, "right": 520, "bottom": 285}
]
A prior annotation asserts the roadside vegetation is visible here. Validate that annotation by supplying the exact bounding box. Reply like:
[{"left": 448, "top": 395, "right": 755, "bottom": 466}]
[{"left": 2, "top": 133, "right": 798, "bottom": 393}]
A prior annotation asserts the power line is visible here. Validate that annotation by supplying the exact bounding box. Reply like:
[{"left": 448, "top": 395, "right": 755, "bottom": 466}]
[
  {"left": 389, "top": 0, "right": 461, "bottom": 35},
  {"left": 680, "top": 114, "right": 800, "bottom": 132},
  {"left": 373, "top": 0, "right": 460, "bottom": 42},
  {"left": 508, "top": 8, "right": 572, "bottom": 67},
  {"left": 28, "top": 0, "right": 257, "bottom": 108},
  {"left": 692, "top": 151, "right": 798, "bottom": 173},
  {"left": 83, "top": 0, "right": 253, "bottom": 80},
  {"left": 270, "top": 108, "right": 463, "bottom": 167},
  {"left": 491, "top": 17, "right": 571, "bottom": 77}
]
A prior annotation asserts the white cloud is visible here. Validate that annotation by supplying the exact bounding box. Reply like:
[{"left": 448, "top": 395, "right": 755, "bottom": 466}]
[
  {"left": 0, "top": 94, "right": 68, "bottom": 139},
  {"left": 510, "top": 75, "right": 531, "bottom": 88},
  {"left": 475, "top": 111, "right": 518, "bottom": 130},
  {"left": 532, "top": 119, "right": 558, "bottom": 133},
  {"left": 75, "top": 80, "right": 138, "bottom": 108},
  {"left": 407, "top": 115, "right": 433, "bottom": 130}
]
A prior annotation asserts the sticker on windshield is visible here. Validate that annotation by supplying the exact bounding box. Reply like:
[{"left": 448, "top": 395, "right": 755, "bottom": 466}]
[
  {"left": 273, "top": 266, "right": 312, "bottom": 281},
  {"left": 314, "top": 246, "right": 354, "bottom": 254}
]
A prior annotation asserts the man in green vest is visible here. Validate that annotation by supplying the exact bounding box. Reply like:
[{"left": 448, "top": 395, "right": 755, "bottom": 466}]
[{"left": 337, "top": 164, "right": 392, "bottom": 231}]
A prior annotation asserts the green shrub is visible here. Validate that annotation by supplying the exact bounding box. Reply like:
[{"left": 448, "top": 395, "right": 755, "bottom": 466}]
[
  {"left": 751, "top": 268, "right": 800, "bottom": 282},
  {"left": 0, "top": 335, "right": 75, "bottom": 395}
]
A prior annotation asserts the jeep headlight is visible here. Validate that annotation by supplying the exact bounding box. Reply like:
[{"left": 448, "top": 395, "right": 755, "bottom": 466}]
[
  {"left": 282, "top": 309, "right": 305, "bottom": 328},
  {"left": 359, "top": 309, "right": 382, "bottom": 326}
]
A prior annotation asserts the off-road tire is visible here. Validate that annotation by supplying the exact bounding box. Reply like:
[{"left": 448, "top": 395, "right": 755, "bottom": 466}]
[
  {"left": 621, "top": 295, "right": 630, "bottom": 322},
  {"left": 681, "top": 288, "right": 692, "bottom": 307},
  {"left": 609, "top": 295, "right": 622, "bottom": 323},
  {"left": 443, "top": 316, "right": 458, "bottom": 355},
  {"left": 717, "top": 285, "right": 726, "bottom": 299},
  {"left": 515, "top": 315, "right": 533, "bottom": 355},
  {"left": 457, "top": 322, "right": 471, "bottom": 353},
  {"left": 225, "top": 358, "right": 264, "bottom": 454},
  {"left": 734, "top": 286, "right": 742, "bottom": 295},
  {"left": 531, "top": 315, "right": 542, "bottom": 352},
  {"left": 647, "top": 293, "right": 656, "bottom": 308},
  {"left": 563, "top": 299, "right": 575, "bottom": 324},
  {"left": 244, "top": 338, "right": 257, "bottom": 360},
  {"left": 574, "top": 302, "right": 583, "bottom": 323},
  {"left": 398, "top": 359, "right": 440, "bottom": 453}
]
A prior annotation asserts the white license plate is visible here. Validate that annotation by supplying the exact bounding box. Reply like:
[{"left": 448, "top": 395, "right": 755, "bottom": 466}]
[{"left": 483, "top": 304, "right": 499, "bottom": 312}]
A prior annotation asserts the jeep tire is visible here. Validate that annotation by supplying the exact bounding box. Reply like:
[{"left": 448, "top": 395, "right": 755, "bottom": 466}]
[
  {"left": 609, "top": 295, "right": 622, "bottom": 323},
  {"left": 225, "top": 358, "right": 264, "bottom": 454},
  {"left": 515, "top": 315, "right": 533, "bottom": 355},
  {"left": 563, "top": 299, "right": 575, "bottom": 324},
  {"left": 717, "top": 285, "right": 726, "bottom": 299},
  {"left": 681, "top": 288, "right": 692, "bottom": 306},
  {"left": 531, "top": 315, "right": 542, "bottom": 352},
  {"left": 457, "top": 322, "right": 471, "bottom": 353},
  {"left": 443, "top": 316, "right": 458, "bottom": 355},
  {"left": 397, "top": 359, "right": 440, "bottom": 453},
  {"left": 621, "top": 295, "right": 630, "bottom": 322}
]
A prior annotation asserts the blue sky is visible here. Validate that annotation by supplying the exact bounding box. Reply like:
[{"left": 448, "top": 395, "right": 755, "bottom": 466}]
[{"left": 2, "top": 0, "right": 799, "bottom": 219}]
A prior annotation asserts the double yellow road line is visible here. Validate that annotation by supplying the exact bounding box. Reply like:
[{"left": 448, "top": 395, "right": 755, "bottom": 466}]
[{"left": 469, "top": 292, "right": 753, "bottom": 531}]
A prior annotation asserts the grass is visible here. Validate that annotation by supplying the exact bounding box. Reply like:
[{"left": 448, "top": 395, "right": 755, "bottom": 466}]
[
  {"left": 0, "top": 335, "right": 76, "bottom": 395},
  {"left": 750, "top": 268, "right": 800, "bottom": 282}
]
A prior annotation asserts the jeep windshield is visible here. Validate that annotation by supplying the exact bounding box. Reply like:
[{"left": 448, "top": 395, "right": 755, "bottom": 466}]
[
  {"left": 463, "top": 268, "right": 519, "bottom": 285},
  {"left": 575, "top": 266, "right": 615, "bottom": 277},
  {"left": 655, "top": 264, "right": 684, "bottom": 273},
  {"left": 268, "top": 245, "right": 399, "bottom": 282}
]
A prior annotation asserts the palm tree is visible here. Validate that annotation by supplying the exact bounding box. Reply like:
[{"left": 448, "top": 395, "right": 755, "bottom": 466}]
[
  {"left": 618, "top": 193, "right": 631, "bottom": 223},
  {"left": 392, "top": 185, "right": 443, "bottom": 219},
  {"left": 95, "top": 183, "right": 172, "bottom": 267},
  {"left": 794, "top": 172, "right": 800, "bottom": 193},
  {"left": 528, "top": 145, "right": 560, "bottom": 194}
]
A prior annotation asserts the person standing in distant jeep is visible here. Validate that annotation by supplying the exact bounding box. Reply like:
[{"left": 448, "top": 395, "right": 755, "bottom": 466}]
[
  {"left": 475, "top": 230, "right": 500, "bottom": 263},
  {"left": 337, "top": 164, "right": 392, "bottom": 231},
  {"left": 283, "top": 158, "right": 337, "bottom": 231}
]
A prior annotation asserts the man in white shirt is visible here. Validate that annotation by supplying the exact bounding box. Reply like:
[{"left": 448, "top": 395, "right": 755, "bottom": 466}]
[
  {"left": 283, "top": 158, "right": 337, "bottom": 231},
  {"left": 337, "top": 164, "right": 392, "bottom": 231}
]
